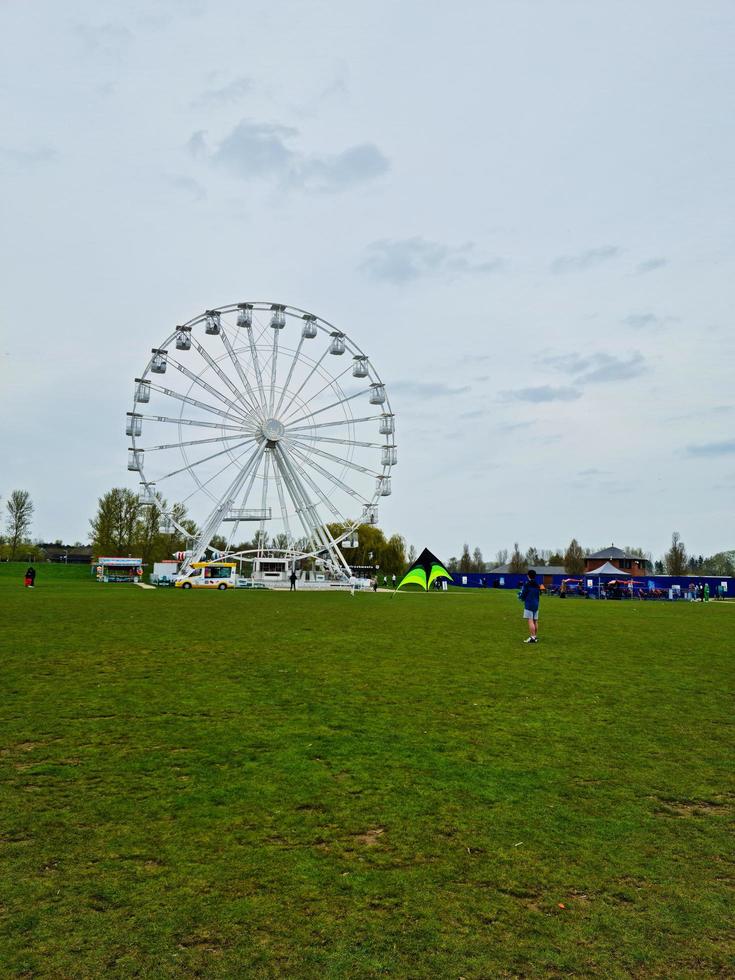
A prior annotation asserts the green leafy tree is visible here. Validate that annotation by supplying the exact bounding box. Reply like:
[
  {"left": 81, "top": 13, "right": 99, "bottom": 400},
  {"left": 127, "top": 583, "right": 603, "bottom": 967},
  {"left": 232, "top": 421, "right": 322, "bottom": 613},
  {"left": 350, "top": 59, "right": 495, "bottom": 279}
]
[
  {"left": 90, "top": 489, "right": 195, "bottom": 563},
  {"left": 90, "top": 488, "right": 139, "bottom": 556},
  {"left": 6, "top": 489, "right": 34, "bottom": 559},
  {"left": 326, "top": 522, "right": 406, "bottom": 575},
  {"left": 459, "top": 543, "right": 472, "bottom": 573},
  {"left": 701, "top": 550, "right": 735, "bottom": 576}
]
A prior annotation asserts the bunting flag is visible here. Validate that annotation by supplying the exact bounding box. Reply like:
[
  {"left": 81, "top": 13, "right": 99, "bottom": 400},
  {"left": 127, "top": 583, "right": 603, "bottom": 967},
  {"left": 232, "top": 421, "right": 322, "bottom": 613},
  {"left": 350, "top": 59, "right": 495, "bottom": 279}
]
[{"left": 393, "top": 547, "right": 453, "bottom": 594}]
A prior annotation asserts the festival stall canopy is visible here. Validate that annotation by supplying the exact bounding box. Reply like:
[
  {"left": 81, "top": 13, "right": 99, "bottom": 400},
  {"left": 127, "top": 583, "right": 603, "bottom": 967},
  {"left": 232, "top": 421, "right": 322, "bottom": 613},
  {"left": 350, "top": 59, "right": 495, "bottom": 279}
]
[
  {"left": 588, "top": 561, "right": 632, "bottom": 576},
  {"left": 395, "top": 548, "right": 452, "bottom": 592}
]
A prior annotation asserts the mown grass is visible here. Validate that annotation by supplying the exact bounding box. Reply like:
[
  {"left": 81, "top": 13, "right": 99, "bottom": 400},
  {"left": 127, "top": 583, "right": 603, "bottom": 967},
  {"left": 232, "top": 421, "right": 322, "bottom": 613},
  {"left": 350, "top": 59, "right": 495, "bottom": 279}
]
[{"left": 1, "top": 563, "right": 733, "bottom": 978}]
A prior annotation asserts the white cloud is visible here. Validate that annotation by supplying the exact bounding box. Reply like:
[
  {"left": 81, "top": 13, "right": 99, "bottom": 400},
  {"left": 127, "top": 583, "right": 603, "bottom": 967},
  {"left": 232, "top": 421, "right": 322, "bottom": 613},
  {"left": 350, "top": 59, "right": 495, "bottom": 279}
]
[
  {"left": 200, "top": 119, "right": 389, "bottom": 193},
  {"left": 362, "top": 238, "right": 503, "bottom": 283},
  {"left": 550, "top": 246, "right": 621, "bottom": 274}
]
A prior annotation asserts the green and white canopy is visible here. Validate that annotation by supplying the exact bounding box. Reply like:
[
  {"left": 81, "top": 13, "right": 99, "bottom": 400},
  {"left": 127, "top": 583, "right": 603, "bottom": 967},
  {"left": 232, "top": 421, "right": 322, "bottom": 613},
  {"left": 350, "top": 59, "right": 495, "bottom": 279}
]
[{"left": 395, "top": 548, "right": 452, "bottom": 591}]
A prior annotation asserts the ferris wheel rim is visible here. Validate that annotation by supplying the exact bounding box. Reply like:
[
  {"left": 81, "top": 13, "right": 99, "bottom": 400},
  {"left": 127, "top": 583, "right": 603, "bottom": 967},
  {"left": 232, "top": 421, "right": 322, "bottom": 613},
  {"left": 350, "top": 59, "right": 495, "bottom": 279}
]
[{"left": 128, "top": 301, "right": 395, "bottom": 571}]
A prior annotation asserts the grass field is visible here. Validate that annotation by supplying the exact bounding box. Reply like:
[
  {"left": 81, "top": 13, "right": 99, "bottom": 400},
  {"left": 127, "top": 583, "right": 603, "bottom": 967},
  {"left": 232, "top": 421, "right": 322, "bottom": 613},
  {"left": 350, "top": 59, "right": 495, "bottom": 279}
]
[{"left": 1, "top": 563, "right": 733, "bottom": 978}]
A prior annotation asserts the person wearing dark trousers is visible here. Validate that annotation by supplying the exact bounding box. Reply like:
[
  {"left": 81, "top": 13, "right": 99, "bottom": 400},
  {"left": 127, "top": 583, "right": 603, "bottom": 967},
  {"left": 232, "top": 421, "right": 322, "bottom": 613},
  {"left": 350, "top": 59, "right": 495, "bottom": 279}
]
[
  {"left": 24, "top": 567, "right": 36, "bottom": 589},
  {"left": 289, "top": 570, "right": 297, "bottom": 591}
]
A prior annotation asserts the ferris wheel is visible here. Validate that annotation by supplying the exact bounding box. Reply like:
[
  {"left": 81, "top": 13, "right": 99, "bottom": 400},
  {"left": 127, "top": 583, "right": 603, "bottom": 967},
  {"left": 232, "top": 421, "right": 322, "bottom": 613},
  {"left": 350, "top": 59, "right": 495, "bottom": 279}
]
[{"left": 126, "top": 302, "right": 396, "bottom": 578}]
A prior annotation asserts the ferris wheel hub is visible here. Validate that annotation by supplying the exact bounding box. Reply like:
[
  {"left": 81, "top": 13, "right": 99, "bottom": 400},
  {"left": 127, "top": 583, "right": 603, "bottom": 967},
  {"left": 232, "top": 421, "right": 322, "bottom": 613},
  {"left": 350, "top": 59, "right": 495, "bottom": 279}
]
[{"left": 261, "top": 417, "right": 285, "bottom": 442}]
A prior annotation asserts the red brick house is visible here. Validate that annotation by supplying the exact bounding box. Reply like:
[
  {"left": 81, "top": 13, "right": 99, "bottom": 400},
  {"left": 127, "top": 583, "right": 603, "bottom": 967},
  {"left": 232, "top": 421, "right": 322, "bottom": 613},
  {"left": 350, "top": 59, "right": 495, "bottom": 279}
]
[{"left": 585, "top": 546, "right": 649, "bottom": 577}]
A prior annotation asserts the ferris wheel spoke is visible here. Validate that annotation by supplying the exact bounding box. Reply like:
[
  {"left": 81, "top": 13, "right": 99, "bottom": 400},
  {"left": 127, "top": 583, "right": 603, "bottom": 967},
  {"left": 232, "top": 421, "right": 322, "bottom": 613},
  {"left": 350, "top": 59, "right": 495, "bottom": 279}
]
[
  {"left": 243, "top": 323, "right": 267, "bottom": 410},
  {"left": 290, "top": 433, "right": 382, "bottom": 449},
  {"left": 156, "top": 436, "right": 256, "bottom": 483},
  {"left": 224, "top": 443, "right": 269, "bottom": 551},
  {"left": 141, "top": 433, "right": 253, "bottom": 452},
  {"left": 215, "top": 328, "right": 264, "bottom": 418},
  {"left": 184, "top": 440, "right": 267, "bottom": 569},
  {"left": 177, "top": 440, "right": 251, "bottom": 509},
  {"left": 287, "top": 443, "right": 369, "bottom": 505},
  {"left": 137, "top": 413, "right": 245, "bottom": 432},
  {"left": 289, "top": 439, "right": 380, "bottom": 477},
  {"left": 294, "top": 458, "right": 349, "bottom": 523},
  {"left": 273, "top": 334, "right": 305, "bottom": 417},
  {"left": 284, "top": 389, "right": 366, "bottom": 429},
  {"left": 286, "top": 415, "right": 381, "bottom": 434},
  {"left": 280, "top": 363, "right": 353, "bottom": 426},
  {"left": 147, "top": 381, "right": 246, "bottom": 424},
  {"left": 268, "top": 329, "right": 279, "bottom": 416},
  {"left": 169, "top": 355, "right": 255, "bottom": 424},
  {"left": 278, "top": 346, "right": 330, "bottom": 420}
]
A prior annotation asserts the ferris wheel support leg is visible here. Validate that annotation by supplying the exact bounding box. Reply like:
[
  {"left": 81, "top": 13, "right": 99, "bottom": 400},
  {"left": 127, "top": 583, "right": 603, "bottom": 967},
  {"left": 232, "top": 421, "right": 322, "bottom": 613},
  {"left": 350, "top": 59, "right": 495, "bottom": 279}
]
[
  {"left": 271, "top": 444, "right": 326, "bottom": 554},
  {"left": 224, "top": 443, "right": 269, "bottom": 554},
  {"left": 180, "top": 441, "right": 266, "bottom": 576},
  {"left": 275, "top": 445, "right": 351, "bottom": 578}
]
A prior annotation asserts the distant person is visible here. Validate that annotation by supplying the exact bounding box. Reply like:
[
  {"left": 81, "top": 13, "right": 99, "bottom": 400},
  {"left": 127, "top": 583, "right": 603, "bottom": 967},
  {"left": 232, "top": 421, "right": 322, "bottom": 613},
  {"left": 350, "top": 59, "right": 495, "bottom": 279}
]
[
  {"left": 560, "top": 580, "right": 567, "bottom": 599},
  {"left": 392, "top": 574, "right": 396, "bottom": 588},
  {"left": 519, "top": 569, "right": 541, "bottom": 644},
  {"left": 24, "top": 567, "right": 36, "bottom": 589},
  {"left": 289, "top": 570, "right": 297, "bottom": 592},
  {"left": 349, "top": 574, "right": 357, "bottom": 597},
  {"left": 372, "top": 577, "right": 378, "bottom": 593},
  {"left": 704, "top": 583, "right": 710, "bottom": 602}
]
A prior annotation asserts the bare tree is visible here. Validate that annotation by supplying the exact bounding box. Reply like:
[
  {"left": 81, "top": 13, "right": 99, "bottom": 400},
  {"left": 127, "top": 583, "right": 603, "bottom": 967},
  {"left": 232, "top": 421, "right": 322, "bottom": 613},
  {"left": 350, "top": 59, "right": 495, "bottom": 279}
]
[
  {"left": 495, "top": 548, "right": 508, "bottom": 567},
  {"left": 664, "top": 531, "right": 687, "bottom": 576},
  {"left": 525, "top": 546, "right": 540, "bottom": 566},
  {"left": 472, "top": 546, "right": 484, "bottom": 572},
  {"left": 407, "top": 544, "right": 416, "bottom": 565},
  {"left": 563, "top": 538, "right": 586, "bottom": 575},
  {"left": 509, "top": 542, "right": 525, "bottom": 573},
  {"left": 6, "top": 490, "right": 34, "bottom": 560}
]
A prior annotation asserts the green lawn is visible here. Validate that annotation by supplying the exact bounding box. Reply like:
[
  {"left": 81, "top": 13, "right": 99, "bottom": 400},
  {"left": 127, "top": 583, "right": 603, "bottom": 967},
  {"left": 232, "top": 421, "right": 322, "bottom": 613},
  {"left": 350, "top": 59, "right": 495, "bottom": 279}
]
[{"left": 1, "top": 563, "right": 733, "bottom": 978}]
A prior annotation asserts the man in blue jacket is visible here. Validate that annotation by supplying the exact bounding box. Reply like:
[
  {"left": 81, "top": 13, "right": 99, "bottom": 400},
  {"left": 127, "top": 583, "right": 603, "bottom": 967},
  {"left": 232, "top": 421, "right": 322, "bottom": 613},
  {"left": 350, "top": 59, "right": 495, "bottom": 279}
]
[{"left": 519, "top": 569, "right": 541, "bottom": 644}]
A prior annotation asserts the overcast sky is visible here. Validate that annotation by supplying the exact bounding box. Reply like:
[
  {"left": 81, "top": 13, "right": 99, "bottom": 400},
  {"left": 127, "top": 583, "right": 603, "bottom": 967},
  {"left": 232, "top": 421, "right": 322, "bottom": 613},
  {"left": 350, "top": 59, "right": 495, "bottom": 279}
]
[{"left": 1, "top": 0, "right": 733, "bottom": 561}]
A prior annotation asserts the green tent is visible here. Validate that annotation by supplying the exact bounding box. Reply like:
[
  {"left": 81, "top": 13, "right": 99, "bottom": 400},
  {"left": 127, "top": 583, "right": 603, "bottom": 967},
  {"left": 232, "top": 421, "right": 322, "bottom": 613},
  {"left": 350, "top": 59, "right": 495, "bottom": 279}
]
[{"left": 394, "top": 548, "right": 453, "bottom": 593}]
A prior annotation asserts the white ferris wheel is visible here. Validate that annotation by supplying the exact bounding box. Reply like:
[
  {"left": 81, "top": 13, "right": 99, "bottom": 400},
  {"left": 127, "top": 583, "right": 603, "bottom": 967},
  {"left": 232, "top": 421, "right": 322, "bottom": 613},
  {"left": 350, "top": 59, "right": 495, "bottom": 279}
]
[{"left": 126, "top": 302, "right": 396, "bottom": 579}]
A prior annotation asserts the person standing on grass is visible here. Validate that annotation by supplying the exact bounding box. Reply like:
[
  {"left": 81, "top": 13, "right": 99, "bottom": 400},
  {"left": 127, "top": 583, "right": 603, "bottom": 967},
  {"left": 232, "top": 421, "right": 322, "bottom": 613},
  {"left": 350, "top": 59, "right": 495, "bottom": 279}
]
[
  {"left": 24, "top": 567, "right": 36, "bottom": 589},
  {"left": 519, "top": 568, "right": 541, "bottom": 644},
  {"left": 289, "top": 569, "right": 297, "bottom": 591}
]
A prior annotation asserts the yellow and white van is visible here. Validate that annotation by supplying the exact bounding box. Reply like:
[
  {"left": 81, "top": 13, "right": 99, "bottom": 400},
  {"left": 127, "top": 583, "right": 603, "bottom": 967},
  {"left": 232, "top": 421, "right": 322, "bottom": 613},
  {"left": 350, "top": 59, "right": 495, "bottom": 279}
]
[{"left": 175, "top": 561, "right": 237, "bottom": 590}]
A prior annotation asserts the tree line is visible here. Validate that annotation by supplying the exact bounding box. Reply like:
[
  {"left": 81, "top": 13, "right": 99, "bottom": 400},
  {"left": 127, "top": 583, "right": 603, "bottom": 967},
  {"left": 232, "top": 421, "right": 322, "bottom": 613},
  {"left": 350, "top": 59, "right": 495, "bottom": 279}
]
[
  {"left": 444, "top": 533, "right": 735, "bottom": 578},
  {"left": 2, "top": 486, "right": 733, "bottom": 578}
]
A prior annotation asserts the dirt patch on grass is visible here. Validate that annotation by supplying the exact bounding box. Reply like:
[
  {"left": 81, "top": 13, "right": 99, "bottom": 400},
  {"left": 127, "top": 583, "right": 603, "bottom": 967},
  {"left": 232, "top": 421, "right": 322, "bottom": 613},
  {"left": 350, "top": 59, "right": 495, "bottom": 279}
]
[
  {"left": 654, "top": 796, "right": 731, "bottom": 817},
  {"left": 353, "top": 827, "right": 385, "bottom": 846},
  {"left": 1, "top": 741, "right": 41, "bottom": 757}
]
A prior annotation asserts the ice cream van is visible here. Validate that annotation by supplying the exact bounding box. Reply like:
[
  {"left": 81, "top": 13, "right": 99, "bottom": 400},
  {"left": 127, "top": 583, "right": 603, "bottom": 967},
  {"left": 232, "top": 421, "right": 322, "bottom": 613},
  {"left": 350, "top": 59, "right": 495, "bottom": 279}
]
[{"left": 175, "top": 561, "right": 237, "bottom": 590}]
